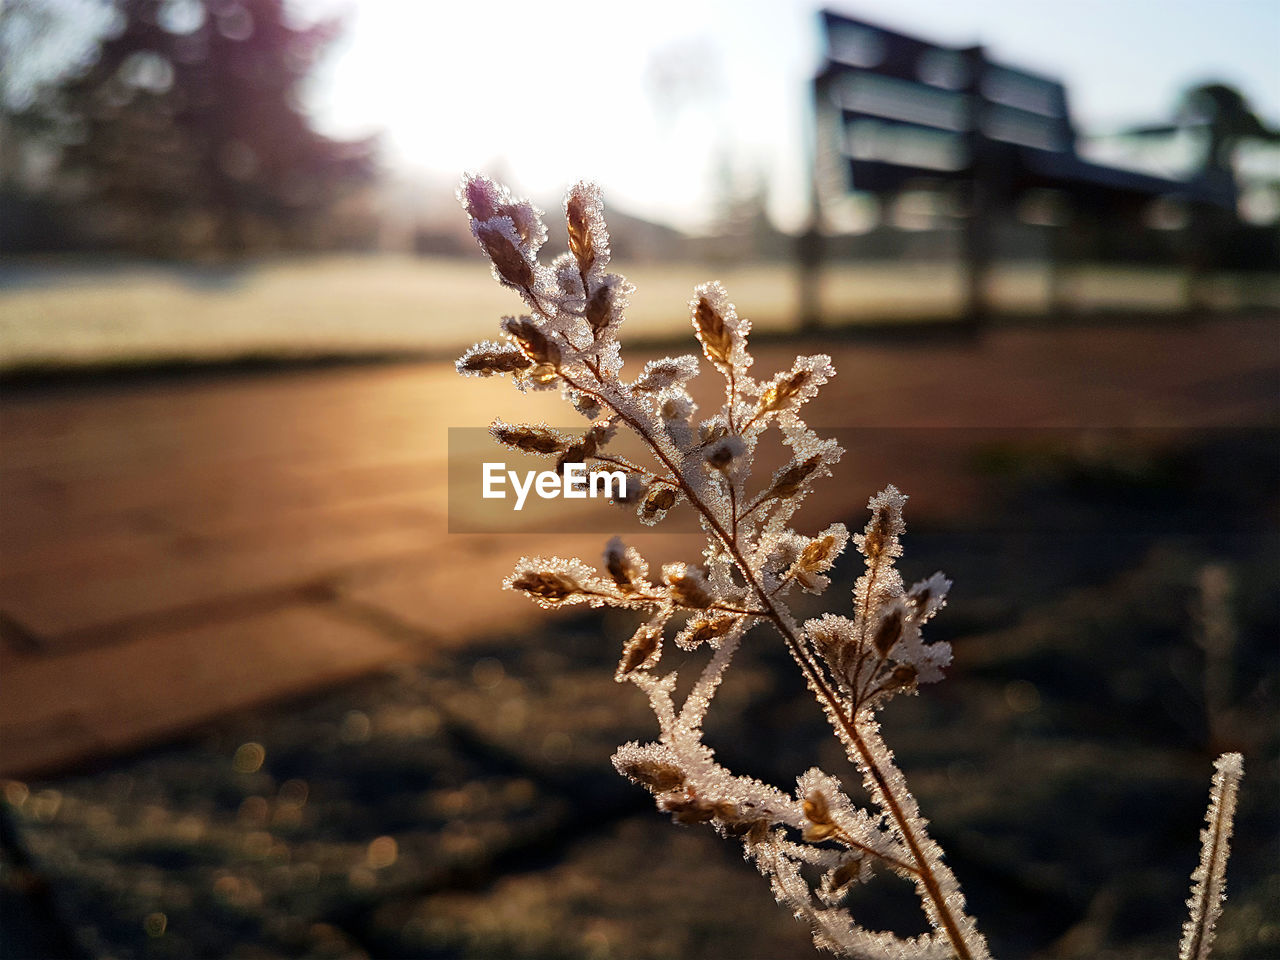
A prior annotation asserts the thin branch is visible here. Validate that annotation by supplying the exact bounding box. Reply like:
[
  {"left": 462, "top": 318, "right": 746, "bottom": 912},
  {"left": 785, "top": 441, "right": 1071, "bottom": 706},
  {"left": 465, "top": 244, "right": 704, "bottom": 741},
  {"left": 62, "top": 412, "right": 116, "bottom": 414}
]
[{"left": 1179, "top": 752, "right": 1244, "bottom": 960}]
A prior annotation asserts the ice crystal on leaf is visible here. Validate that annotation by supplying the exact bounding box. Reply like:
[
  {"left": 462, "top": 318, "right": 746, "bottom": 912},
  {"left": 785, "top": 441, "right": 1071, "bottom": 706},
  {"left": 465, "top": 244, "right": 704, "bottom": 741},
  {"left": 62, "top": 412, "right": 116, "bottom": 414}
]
[
  {"left": 457, "top": 175, "right": 1242, "bottom": 960},
  {"left": 632, "top": 355, "right": 700, "bottom": 395}
]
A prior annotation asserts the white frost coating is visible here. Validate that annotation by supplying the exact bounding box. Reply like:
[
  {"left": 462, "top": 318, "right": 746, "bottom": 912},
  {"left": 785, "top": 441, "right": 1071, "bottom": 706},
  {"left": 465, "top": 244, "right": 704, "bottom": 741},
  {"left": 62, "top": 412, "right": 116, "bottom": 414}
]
[
  {"left": 748, "top": 354, "right": 837, "bottom": 434},
  {"left": 907, "top": 573, "right": 951, "bottom": 622},
  {"left": 691, "top": 281, "right": 754, "bottom": 373},
  {"left": 461, "top": 177, "right": 997, "bottom": 959},
  {"left": 675, "top": 620, "right": 746, "bottom": 732},
  {"left": 702, "top": 434, "right": 747, "bottom": 469},
  {"left": 565, "top": 180, "right": 612, "bottom": 278},
  {"left": 1179, "top": 752, "right": 1244, "bottom": 960},
  {"left": 893, "top": 613, "right": 952, "bottom": 685},
  {"left": 454, "top": 339, "right": 530, "bottom": 379},
  {"left": 501, "top": 556, "right": 614, "bottom": 609},
  {"left": 632, "top": 355, "right": 701, "bottom": 394},
  {"left": 603, "top": 536, "right": 650, "bottom": 592}
]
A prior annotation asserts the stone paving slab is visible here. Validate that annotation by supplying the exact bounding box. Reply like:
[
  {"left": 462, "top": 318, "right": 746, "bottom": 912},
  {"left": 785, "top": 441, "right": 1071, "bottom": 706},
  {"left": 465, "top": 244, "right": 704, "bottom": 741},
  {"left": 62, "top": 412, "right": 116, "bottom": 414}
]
[
  {"left": 0, "top": 607, "right": 408, "bottom": 777},
  {"left": 1, "top": 315, "right": 1276, "bottom": 784},
  {"left": 4, "top": 532, "right": 1276, "bottom": 959}
]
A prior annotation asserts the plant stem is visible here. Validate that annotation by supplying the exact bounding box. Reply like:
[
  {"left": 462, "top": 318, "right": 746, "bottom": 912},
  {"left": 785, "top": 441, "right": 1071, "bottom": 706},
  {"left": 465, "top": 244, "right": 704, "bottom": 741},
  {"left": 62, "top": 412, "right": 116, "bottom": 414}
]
[{"left": 561, "top": 363, "right": 982, "bottom": 959}]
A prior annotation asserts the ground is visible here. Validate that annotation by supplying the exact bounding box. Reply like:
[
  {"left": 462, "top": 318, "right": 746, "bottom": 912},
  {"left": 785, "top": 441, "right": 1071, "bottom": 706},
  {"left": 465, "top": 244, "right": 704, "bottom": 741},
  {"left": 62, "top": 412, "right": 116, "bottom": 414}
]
[{"left": 1, "top": 312, "right": 1277, "bottom": 958}]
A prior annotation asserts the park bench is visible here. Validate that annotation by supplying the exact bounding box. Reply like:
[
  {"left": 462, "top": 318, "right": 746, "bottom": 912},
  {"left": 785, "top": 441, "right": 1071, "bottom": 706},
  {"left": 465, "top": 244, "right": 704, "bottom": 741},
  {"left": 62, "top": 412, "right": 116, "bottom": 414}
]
[{"left": 807, "top": 9, "right": 1242, "bottom": 323}]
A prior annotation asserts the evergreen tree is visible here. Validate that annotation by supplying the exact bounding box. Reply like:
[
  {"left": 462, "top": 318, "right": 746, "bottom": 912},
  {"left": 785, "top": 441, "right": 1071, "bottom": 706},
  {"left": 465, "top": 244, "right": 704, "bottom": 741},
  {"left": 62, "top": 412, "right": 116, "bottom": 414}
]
[{"left": 43, "top": 0, "right": 375, "bottom": 255}]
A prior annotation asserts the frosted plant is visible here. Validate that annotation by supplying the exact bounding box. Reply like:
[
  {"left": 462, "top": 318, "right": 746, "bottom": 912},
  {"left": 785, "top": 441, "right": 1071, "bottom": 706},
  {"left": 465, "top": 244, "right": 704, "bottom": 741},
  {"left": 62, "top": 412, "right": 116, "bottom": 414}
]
[
  {"left": 1179, "top": 752, "right": 1243, "bottom": 960},
  {"left": 454, "top": 173, "right": 1243, "bottom": 959}
]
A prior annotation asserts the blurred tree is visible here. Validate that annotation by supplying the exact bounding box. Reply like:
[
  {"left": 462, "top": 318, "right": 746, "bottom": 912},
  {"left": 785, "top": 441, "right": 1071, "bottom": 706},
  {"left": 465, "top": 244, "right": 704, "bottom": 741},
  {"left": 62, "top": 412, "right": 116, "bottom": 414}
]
[
  {"left": 15, "top": 0, "right": 376, "bottom": 256},
  {"left": 1178, "top": 82, "right": 1280, "bottom": 175},
  {"left": 0, "top": 0, "right": 107, "bottom": 250}
]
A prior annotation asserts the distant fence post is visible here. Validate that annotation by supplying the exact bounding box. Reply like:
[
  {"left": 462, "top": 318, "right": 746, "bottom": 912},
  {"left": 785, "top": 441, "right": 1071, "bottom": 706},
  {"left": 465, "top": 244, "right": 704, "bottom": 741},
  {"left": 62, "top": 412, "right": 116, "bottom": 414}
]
[
  {"left": 960, "top": 44, "right": 991, "bottom": 329},
  {"left": 798, "top": 226, "right": 825, "bottom": 332},
  {"left": 800, "top": 68, "right": 834, "bottom": 333}
]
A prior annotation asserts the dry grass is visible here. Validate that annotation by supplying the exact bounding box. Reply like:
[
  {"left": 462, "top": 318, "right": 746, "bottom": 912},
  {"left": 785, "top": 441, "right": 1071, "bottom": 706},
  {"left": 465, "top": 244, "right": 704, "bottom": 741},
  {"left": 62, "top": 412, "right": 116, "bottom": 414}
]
[{"left": 4, "top": 255, "right": 1262, "bottom": 371}]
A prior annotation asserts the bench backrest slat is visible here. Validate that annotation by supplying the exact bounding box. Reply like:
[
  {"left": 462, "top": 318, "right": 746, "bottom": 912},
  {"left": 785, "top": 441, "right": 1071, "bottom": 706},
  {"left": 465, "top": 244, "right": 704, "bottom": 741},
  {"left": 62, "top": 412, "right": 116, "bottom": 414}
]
[{"left": 820, "top": 9, "right": 1077, "bottom": 183}]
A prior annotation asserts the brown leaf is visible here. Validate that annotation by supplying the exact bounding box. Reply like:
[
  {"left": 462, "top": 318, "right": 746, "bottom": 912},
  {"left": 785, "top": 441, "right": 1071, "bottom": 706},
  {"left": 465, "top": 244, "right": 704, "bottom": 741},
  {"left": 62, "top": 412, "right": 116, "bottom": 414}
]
[
  {"left": 510, "top": 571, "right": 581, "bottom": 602},
  {"left": 566, "top": 194, "right": 595, "bottom": 271},
  {"left": 476, "top": 222, "right": 533, "bottom": 289},
  {"left": 695, "top": 296, "right": 734, "bottom": 365}
]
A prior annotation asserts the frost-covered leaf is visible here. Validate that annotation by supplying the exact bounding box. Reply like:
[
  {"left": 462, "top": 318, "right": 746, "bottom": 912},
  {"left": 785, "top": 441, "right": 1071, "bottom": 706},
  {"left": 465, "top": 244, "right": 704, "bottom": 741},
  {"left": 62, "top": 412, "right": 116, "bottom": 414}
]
[
  {"left": 603, "top": 536, "right": 650, "bottom": 594},
  {"left": 632, "top": 355, "right": 700, "bottom": 394},
  {"left": 750, "top": 354, "right": 835, "bottom": 431},
  {"left": 504, "top": 556, "right": 611, "bottom": 608},
  {"left": 488, "top": 419, "right": 569, "bottom": 456},
  {"left": 662, "top": 562, "right": 713, "bottom": 608},
  {"left": 612, "top": 741, "right": 685, "bottom": 793},
  {"left": 455, "top": 340, "right": 533, "bottom": 378},
  {"left": 674, "top": 613, "right": 738, "bottom": 651},
  {"left": 691, "top": 281, "right": 752, "bottom": 374},
  {"left": 616, "top": 608, "right": 671, "bottom": 680},
  {"left": 565, "top": 180, "right": 611, "bottom": 278},
  {"left": 637, "top": 484, "right": 680, "bottom": 525}
]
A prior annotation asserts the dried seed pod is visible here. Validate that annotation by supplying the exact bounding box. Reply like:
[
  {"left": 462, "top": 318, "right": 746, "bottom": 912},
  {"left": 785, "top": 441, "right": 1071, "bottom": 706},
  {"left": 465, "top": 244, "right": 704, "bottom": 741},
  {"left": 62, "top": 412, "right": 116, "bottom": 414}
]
[
  {"left": 830, "top": 861, "right": 859, "bottom": 889},
  {"left": 872, "top": 606, "right": 905, "bottom": 657},
  {"left": 825, "top": 857, "right": 867, "bottom": 898},
  {"left": 459, "top": 174, "right": 501, "bottom": 222},
  {"left": 703, "top": 435, "right": 745, "bottom": 470},
  {"left": 502, "top": 317, "right": 560, "bottom": 367},
  {"left": 509, "top": 571, "right": 582, "bottom": 603},
  {"left": 712, "top": 801, "right": 740, "bottom": 820},
  {"left": 878, "top": 663, "right": 918, "bottom": 696},
  {"left": 907, "top": 572, "right": 952, "bottom": 622},
  {"left": 566, "top": 193, "right": 595, "bottom": 271},
  {"left": 640, "top": 485, "right": 677, "bottom": 521},
  {"left": 667, "top": 797, "right": 718, "bottom": 824},
  {"left": 603, "top": 537, "right": 645, "bottom": 594},
  {"left": 556, "top": 445, "right": 585, "bottom": 474},
  {"left": 803, "top": 789, "right": 831, "bottom": 825},
  {"left": 856, "top": 487, "right": 907, "bottom": 563},
  {"left": 555, "top": 425, "right": 603, "bottom": 474},
  {"left": 616, "top": 620, "right": 663, "bottom": 679},
  {"left": 616, "top": 758, "right": 685, "bottom": 793},
  {"left": 694, "top": 294, "right": 734, "bottom": 366},
  {"left": 490, "top": 422, "right": 567, "bottom": 455},
  {"left": 757, "top": 370, "right": 809, "bottom": 414},
  {"left": 803, "top": 790, "right": 839, "bottom": 841},
  {"left": 583, "top": 283, "right": 612, "bottom": 336},
  {"left": 676, "top": 614, "right": 736, "bottom": 650},
  {"left": 799, "top": 534, "right": 837, "bottom": 571},
  {"left": 910, "top": 585, "right": 933, "bottom": 616},
  {"left": 456, "top": 342, "right": 533, "bottom": 377},
  {"left": 768, "top": 455, "right": 822, "bottom": 500},
  {"left": 806, "top": 614, "right": 858, "bottom": 688},
  {"left": 660, "top": 394, "right": 694, "bottom": 423},
  {"left": 633, "top": 356, "right": 699, "bottom": 394},
  {"left": 475, "top": 221, "right": 534, "bottom": 289},
  {"left": 663, "top": 563, "right": 712, "bottom": 609}
]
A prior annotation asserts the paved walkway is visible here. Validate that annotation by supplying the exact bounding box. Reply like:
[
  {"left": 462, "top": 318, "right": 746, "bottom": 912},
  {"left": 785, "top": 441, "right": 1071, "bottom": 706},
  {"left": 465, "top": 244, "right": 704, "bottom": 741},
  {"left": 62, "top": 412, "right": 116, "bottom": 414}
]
[{"left": 2, "top": 314, "right": 1276, "bottom": 777}]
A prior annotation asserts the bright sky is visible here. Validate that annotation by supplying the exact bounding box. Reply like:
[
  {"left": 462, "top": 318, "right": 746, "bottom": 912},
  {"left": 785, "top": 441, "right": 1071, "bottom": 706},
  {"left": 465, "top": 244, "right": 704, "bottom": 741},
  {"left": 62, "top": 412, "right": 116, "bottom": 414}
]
[{"left": 308, "top": 0, "right": 1280, "bottom": 232}]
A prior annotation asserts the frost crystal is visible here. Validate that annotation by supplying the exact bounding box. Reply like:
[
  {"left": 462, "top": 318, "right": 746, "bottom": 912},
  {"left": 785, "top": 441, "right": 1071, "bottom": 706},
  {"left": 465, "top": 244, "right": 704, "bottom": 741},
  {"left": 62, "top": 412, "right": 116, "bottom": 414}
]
[{"left": 633, "top": 355, "right": 700, "bottom": 394}]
